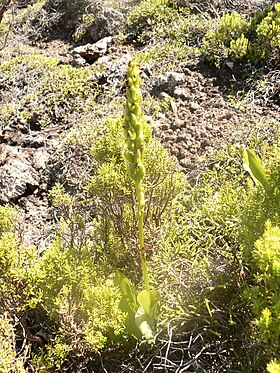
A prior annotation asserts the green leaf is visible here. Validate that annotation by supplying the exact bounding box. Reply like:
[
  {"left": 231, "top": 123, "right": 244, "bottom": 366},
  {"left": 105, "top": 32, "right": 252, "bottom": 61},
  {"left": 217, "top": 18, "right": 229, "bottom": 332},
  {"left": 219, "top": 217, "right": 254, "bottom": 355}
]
[
  {"left": 113, "top": 271, "right": 141, "bottom": 339},
  {"left": 243, "top": 149, "right": 270, "bottom": 190},
  {"left": 135, "top": 307, "right": 154, "bottom": 343},
  {"left": 114, "top": 271, "right": 138, "bottom": 313},
  {"left": 137, "top": 290, "right": 160, "bottom": 320}
]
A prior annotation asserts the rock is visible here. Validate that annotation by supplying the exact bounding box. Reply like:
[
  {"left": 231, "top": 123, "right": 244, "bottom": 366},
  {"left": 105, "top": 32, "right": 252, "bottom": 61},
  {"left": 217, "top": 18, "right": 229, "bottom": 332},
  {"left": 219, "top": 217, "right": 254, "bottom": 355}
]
[
  {"left": 0, "top": 145, "right": 40, "bottom": 203},
  {"left": 87, "top": 7, "right": 124, "bottom": 42},
  {"left": 71, "top": 37, "right": 112, "bottom": 63},
  {"left": 200, "top": 138, "right": 211, "bottom": 149},
  {"left": 173, "top": 87, "right": 190, "bottom": 101},
  {"left": 88, "top": 53, "right": 132, "bottom": 94},
  {"left": 154, "top": 121, "right": 170, "bottom": 131},
  {"left": 33, "top": 149, "right": 50, "bottom": 170},
  {"left": 152, "top": 72, "right": 185, "bottom": 96},
  {"left": 189, "top": 101, "right": 200, "bottom": 112}
]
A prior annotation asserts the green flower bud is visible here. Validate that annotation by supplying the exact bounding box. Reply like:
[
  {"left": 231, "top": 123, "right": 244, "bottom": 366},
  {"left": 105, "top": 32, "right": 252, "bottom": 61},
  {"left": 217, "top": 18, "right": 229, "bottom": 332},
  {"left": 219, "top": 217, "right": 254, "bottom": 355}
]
[{"left": 124, "top": 60, "right": 150, "bottom": 292}]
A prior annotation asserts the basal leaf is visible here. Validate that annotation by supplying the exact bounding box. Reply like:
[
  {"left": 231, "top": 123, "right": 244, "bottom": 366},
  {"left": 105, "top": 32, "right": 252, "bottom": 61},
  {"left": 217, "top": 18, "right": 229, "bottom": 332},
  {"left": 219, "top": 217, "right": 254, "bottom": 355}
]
[
  {"left": 137, "top": 289, "right": 160, "bottom": 319},
  {"left": 135, "top": 306, "right": 154, "bottom": 343},
  {"left": 113, "top": 271, "right": 141, "bottom": 339},
  {"left": 243, "top": 149, "right": 270, "bottom": 190}
]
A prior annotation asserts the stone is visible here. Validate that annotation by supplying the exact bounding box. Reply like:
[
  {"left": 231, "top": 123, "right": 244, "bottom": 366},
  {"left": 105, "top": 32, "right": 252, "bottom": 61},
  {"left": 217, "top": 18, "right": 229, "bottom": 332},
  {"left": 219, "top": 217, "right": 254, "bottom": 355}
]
[
  {"left": 189, "top": 101, "right": 200, "bottom": 112},
  {"left": 173, "top": 87, "right": 190, "bottom": 101},
  {"left": 152, "top": 72, "right": 185, "bottom": 96},
  {"left": 0, "top": 145, "right": 40, "bottom": 203},
  {"left": 71, "top": 37, "right": 112, "bottom": 63}
]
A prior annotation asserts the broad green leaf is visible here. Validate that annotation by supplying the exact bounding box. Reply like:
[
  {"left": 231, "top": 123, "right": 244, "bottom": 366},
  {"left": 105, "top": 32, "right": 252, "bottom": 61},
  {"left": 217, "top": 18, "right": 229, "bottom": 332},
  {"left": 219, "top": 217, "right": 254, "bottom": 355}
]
[
  {"left": 135, "top": 306, "right": 154, "bottom": 343},
  {"left": 243, "top": 149, "right": 270, "bottom": 190},
  {"left": 137, "top": 290, "right": 160, "bottom": 320},
  {"left": 113, "top": 271, "right": 141, "bottom": 339},
  {"left": 114, "top": 270, "right": 138, "bottom": 313}
]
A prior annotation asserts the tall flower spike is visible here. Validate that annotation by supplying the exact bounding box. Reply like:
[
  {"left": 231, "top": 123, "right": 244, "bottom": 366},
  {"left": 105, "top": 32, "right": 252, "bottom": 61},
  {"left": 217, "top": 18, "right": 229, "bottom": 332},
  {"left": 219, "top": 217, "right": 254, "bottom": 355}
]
[{"left": 124, "top": 60, "right": 150, "bottom": 291}]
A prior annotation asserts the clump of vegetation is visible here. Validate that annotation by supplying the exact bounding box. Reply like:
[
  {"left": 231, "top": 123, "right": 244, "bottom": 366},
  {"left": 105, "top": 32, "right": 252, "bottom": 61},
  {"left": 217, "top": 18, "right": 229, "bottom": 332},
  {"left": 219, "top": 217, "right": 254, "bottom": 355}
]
[
  {"left": 0, "top": 314, "right": 25, "bottom": 373},
  {"left": 125, "top": 0, "right": 209, "bottom": 68},
  {"left": 241, "top": 148, "right": 280, "bottom": 371},
  {"left": 0, "top": 55, "right": 99, "bottom": 128},
  {"left": 72, "top": 13, "right": 95, "bottom": 41},
  {"left": 29, "top": 0, "right": 91, "bottom": 40},
  {"left": 0, "top": 0, "right": 279, "bottom": 370},
  {"left": 202, "top": 3, "right": 280, "bottom": 66}
]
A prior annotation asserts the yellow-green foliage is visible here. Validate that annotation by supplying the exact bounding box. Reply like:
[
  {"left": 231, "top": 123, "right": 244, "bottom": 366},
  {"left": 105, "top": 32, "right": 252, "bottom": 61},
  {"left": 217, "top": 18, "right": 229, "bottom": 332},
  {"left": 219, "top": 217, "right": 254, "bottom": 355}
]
[
  {"left": 0, "top": 55, "right": 99, "bottom": 127},
  {"left": 149, "top": 145, "right": 248, "bottom": 321},
  {"left": 87, "top": 117, "right": 182, "bottom": 281},
  {"left": 202, "top": 11, "right": 250, "bottom": 64},
  {"left": 0, "top": 314, "right": 25, "bottom": 373},
  {"left": 34, "top": 237, "right": 126, "bottom": 353},
  {"left": 72, "top": 13, "right": 95, "bottom": 41},
  {"left": 240, "top": 144, "right": 280, "bottom": 363},
  {"left": 126, "top": 0, "right": 208, "bottom": 67},
  {"left": 14, "top": 0, "right": 47, "bottom": 31},
  {"left": 245, "top": 221, "right": 280, "bottom": 347},
  {"left": 230, "top": 34, "right": 249, "bottom": 60},
  {"left": 267, "top": 359, "right": 280, "bottom": 373},
  {"left": 254, "top": 221, "right": 280, "bottom": 278},
  {"left": 127, "top": 0, "right": 182, "bottom": 41},
  {"left": 30, "top": 333, "right": 70, "bottom": 371},
  {"left": 256, "top": 3, "right": 280, "bottom": 50},
  {"left": 202, "top": 3, "right": 280, "bottom": 65},
  {"left": 0, "top": 1, "right": 46, "bottom": 37},
  {"left": 0, "top": 206, "right": 37, "bottom": 314},
  {"left": 240, "top": 144, "right": 280, "bottom": 252}
]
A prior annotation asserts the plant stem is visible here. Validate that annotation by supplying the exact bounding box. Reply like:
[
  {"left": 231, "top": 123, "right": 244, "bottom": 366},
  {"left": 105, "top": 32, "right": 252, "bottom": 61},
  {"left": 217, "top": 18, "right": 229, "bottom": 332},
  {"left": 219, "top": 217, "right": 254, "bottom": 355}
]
[{"left": 136, "top": 183, "right": 150, "bottom": 291}]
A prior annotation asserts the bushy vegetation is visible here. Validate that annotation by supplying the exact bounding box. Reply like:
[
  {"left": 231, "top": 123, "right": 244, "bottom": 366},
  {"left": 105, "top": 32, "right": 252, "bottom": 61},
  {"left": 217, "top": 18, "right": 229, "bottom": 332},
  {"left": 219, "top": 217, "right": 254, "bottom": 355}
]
[
  {"left": 126, "top": 0, "right": 209, "bottom": 68},
  {"left": 202, "top": 3, "right": 280, "bottom": 66},
  {"left": 1, "top": 109, "right": 279, "bottom": 370},
  {"left": 0, "top": 54, "right": 99, "bottom": 128},
  {"left": 0, "top": 0, "right": 279, "bottom": 371}
]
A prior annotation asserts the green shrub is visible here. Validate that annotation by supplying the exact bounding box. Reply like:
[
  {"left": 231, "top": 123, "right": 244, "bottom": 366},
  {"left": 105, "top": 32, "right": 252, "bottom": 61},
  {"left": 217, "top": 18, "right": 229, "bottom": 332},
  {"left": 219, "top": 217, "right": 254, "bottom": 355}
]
[
  {"left": 241, "top": 145, "right": 280, "bottom": 367},
  {"left": 126, "top": 0, "right": 208, "bottom": 68},
  {"left": 31, "top": 235, "right": 126, "bottom": 365},
  {"left": 72, "top": 13, "right": 95, "bottom": 41},
  {"left": 0, "top": 314, "right": 25, "bottom": 373},
  {"left": 267, "top": 359, "right": 280, "bottom": 373},
  {"left": 243, "top": 221, "right": 280, "bottom": 364},
  {"left": 87, "top": 116, "right": 183, "bottom": 281},
  {"left": 202, "top": 11, "right": 250, "bottom": 65},
  {"left": 0, "top": 55, "right": 99, "bottom": 128},
  {"left": 0, "top": 206, "right": 38, "bottom": 315},
  {"left": 255, "top": 3, "right": 280, "bottom": 57},
  {"left": 202, "top": 4, "right": 280, "bottom": 65},
  {"left": 240, "top": 144, "right": 280, "bottom": 252}
]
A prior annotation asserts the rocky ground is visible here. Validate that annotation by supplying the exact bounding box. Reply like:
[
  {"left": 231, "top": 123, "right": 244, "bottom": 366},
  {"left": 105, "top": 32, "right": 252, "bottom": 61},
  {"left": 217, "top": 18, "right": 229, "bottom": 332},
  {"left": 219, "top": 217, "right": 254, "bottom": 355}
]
[{"left": 0, "top": 1, "right": 279, "bottom": 254}]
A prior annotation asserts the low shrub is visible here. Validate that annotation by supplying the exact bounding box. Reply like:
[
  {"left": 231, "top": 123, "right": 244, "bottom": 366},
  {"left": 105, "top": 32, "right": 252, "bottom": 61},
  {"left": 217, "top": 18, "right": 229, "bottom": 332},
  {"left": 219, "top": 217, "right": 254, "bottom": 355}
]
[
  {"left": 0, "top": 55, "right": 99, "bottom": 128},
  {"left": 0, "top": 314, "right": 25, "bottom": 373},
  {"left": 125, "top": 0, "right": 209, "bottom": 68},
  {"left": 202, "top": 3, "right": 280, "bottom": 66}
]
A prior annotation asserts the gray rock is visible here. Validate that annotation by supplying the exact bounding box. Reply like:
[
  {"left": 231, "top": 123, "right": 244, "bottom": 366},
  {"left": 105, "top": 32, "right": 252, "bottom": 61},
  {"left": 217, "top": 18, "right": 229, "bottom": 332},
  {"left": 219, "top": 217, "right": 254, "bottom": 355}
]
[
  {"left": 152, "top": 72, "right": 185, "bottom": 96},
  {"left": 72, "top": 37, "right": 112, "bottom": 63},
  {"left": 89, "top": 53, "right": 131, "bottom": 94},
  {"left": 189, "top": 101, "right": 200, "bottom": 112},
  {"left": 0, "top": 145, "right": 40, "bottom": 203},
  {"left": 173, "top": 87, "right": 190, "bottom": 101}
]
